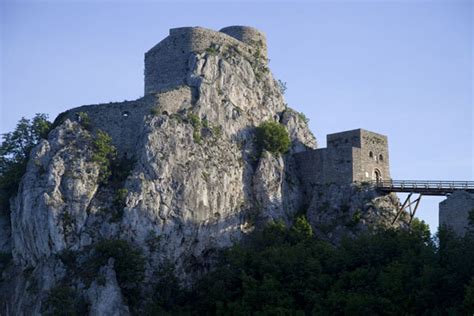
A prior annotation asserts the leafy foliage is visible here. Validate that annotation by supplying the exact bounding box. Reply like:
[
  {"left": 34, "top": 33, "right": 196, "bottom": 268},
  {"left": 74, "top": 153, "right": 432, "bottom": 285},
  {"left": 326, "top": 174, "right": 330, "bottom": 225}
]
[
  {"left": 256, "top": 121, "right": 291, "bottom": 155},
  {"left": 147, "top": 220, "right": 474, "bottom": 315},
  {"left": 187, "top": 113, "right": 202, "bottom": 144},
  {"left": 91, "top": 130, "right": 116, "bottom": 184},
  {"left": 43, "top": 286, "right": 87, "bottom": 316},
  {"left": 298, "top": 111, "right": 310, "bottom": 124},
  {"left": 92, "top": 239, "right": 145, "bottom": 310},
  {"left": 0, "top": 114, "right": 51, "bottom": 214},
  {"left": 77, "top": 112, "right": 91, "bottom": 130},
  {"left": 276, "top": 79, "right": 287, "bottom": 95}
]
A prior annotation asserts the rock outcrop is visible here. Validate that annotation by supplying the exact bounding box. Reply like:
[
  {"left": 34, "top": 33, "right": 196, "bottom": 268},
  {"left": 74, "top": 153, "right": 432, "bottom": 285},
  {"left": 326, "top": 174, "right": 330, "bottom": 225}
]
[{"left": 0, "top": 26, "right": 402, "bottom": 314}]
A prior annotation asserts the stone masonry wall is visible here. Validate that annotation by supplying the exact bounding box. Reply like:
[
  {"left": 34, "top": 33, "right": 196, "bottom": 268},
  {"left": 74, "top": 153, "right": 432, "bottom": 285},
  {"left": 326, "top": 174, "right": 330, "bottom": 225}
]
[
  {"left": 59, "top": 96, "right": 154, "bottom": 157},
  {"left": 144, "top": 26, "right": 267, "bottom": 95},
  {"left": 295, "top": 129, "right": 391, "bottom": 194},
  {"left": 439, "top": 191, "right": 474, "bottom": 236},
  {"left": 356, "top": 129, "right": 390, "bottom": 182}
]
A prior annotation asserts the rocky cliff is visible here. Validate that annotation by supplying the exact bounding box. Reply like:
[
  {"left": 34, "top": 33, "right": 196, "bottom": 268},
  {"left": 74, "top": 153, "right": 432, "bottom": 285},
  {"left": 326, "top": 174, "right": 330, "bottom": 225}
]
[{"left": 0, "top": 26, "right": 403, "bottom": 315}]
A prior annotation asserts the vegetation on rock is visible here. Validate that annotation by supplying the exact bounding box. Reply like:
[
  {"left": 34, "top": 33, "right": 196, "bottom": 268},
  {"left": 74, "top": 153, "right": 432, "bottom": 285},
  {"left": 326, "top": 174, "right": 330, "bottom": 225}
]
[
  {"left": 146, "top": 218, "right": 474, "bottom": 315},
  {"left": 0, "top": 113, "right": 51, "bottom": 214},
  {"left": 256, "top": 121, "right": 291, "bottom": 155},
  {"left": 92, "top": 130, "right": 117, "bottom": 184},
  {"left": 43, "top": 286, "right": 86, "bottom": 316},
  {"left": 92, "top": 239, "right": 145, "bottom": 311}
]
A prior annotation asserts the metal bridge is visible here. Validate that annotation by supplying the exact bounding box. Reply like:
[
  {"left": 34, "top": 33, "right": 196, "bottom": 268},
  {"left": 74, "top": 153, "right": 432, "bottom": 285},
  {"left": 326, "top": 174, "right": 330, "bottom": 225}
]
[
  {"left": 372, "top": 180, "right": 474, "bottom": 225},
  {"left": 374, "top": 180, "right": 474, "bottom": 196}
]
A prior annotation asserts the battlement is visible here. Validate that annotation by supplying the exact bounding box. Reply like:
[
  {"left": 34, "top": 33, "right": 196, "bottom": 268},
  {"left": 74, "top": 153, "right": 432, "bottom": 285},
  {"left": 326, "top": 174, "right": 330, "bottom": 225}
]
[
  {"left": 144, "top": 26, "right": 268, "bottom": 95},
  {"left": 295, "top": 129, "right": 391, "bottom": 192}
]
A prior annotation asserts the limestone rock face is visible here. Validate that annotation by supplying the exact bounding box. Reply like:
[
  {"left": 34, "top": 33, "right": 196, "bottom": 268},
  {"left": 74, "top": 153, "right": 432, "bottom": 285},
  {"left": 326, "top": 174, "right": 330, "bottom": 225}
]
[
  {"left": 88, "top": 260, "right": 130, "bottom": 316},
  {"left": 11, "top": 120, "right": 100, "bottom": 266},
  {"left": 306, "top": 183, "right": 407, "bottom": 243}
]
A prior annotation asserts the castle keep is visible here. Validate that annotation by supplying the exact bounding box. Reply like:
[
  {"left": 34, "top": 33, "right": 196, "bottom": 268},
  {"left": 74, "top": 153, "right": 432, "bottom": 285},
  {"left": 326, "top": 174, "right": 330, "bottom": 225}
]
[
  {"left": 144, "top": 26, "right": 267, "bottom": 94},
  {"left": 295, "top": 129, "right": 391, "bottom": 191}
]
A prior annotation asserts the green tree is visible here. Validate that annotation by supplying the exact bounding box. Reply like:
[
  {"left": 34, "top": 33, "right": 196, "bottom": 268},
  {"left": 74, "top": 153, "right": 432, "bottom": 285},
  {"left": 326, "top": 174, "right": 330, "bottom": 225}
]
[
  {"left": 92, "top": 239, "right": 145, "bottom": 310},
  {"left": 0, "top": 114, "right": 51, "bottom": 214},
  {"left": 256, "top": 121, "right": 291, "bottom": 155}
]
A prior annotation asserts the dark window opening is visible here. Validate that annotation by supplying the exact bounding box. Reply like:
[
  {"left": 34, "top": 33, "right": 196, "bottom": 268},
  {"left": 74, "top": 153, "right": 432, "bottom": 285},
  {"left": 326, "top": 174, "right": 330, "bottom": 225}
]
[
  {"left": 379, "top": 154, "right": 384, "bottom": 161},
  {"left": 374, "top": 169, "right": 382, "bottom": 182},
  {"left": 369, "top": 151, "right": 373, "bottom": 158},
  {"left": 122, "top": 111, "right": 130, "bottom": 118}
]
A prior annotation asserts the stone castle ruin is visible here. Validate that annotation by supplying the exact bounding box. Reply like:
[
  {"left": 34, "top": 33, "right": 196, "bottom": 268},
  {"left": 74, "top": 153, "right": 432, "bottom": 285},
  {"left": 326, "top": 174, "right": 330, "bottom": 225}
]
[
  {"left": 295, "top": 129, "right": 390, "bottom": 190},
  {"left": 55, "top": 25, "right": 473, "bottom": 236},
  {"left": 145, "top": 26, "right": 267, "bottom": 94},
  {"left": 3, "top": 25, "right": 474, "bottom": 314},
  {"left": 58, "top": 26, "right": 268, "bottom": 157}
]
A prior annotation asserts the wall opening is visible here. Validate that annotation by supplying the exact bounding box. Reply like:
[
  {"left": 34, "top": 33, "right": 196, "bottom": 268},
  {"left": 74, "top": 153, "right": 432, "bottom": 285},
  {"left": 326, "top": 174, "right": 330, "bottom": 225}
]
[
  {"left": 369, "top": 151, "right": 373, "bottom": 158},
  {"left": 379, "top": 154, "right": 384, "bottom": 161},
  {"left": 122, "top": 111, "right": 130, "bottom": 118},
  {"left": 373, "top": 169, "right": 382, "bottom": 182}
]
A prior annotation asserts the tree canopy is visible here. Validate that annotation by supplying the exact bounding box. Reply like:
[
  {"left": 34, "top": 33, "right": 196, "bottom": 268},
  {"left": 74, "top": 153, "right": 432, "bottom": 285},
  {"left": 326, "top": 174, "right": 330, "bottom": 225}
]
[
  {"left": 148, "top": 218, "right": 474, "bottom": 315},
  {"left": 0, "top": 114, "right": 51, "bottom": 214}
]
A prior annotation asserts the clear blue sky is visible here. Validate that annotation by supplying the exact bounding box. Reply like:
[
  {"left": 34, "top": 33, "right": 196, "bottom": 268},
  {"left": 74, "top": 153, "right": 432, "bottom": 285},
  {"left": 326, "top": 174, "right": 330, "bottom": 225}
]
[{"left": 1, "top": 0, "right": 472, "bottom": 232}]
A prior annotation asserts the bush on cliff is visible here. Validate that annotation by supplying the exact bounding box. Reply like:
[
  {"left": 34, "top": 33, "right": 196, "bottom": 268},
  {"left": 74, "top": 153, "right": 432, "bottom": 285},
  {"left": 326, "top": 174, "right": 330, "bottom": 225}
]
[
  {"left": 256, "top": 121, "right": 290, "bottom": 155},
  {"left": 91, "top": 130, "right": 116, "bottom": 184}
]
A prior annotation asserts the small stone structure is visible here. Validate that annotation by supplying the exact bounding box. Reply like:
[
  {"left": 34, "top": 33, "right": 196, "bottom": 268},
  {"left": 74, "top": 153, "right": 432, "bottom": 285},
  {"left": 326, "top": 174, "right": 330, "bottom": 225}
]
[
  {"left": 295, "top": 129, "right": 390, "bottom": 192},
  {"left": 439, "top": 191, "right": 474, "bottom": 235}
]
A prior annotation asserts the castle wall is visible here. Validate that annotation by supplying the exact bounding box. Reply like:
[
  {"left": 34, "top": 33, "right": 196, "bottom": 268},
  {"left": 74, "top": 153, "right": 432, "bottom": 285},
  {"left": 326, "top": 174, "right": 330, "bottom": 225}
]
[
  {"left": 295, "top": 129, "right": 391, "bottom": 193},
  {"left": 144, "top": 26, "right": 267, "bottom": 95},
  {"left": 439, "top": 191, "right": 474, "bottom": 236},
  {"left": 294, "top": 146, "right": 354, "bottom": 194},
  {"left": 355, "top": 129, "right": 390, "bottom": 182},
  {"left": 61, "top": 97, "right": 154, "bottom": 157}
]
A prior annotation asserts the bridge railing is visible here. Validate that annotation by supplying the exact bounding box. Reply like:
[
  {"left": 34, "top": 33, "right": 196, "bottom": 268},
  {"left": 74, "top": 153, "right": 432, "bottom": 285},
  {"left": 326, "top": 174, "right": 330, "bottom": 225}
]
[{"left": 373, "top": 180, "right": 474, "bottom": 191}]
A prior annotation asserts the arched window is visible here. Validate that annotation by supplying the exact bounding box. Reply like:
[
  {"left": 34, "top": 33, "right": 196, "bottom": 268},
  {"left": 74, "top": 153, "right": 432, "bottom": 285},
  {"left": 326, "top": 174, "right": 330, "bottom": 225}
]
[
  {"left": 379, "top": 154, "right": 384, "bottom": 161},
  {"left": 369, "top": 151, "right": 373, "bottom": 158},
  {"left": 122, "top": 111, "right": 130, "bottom": 118}
]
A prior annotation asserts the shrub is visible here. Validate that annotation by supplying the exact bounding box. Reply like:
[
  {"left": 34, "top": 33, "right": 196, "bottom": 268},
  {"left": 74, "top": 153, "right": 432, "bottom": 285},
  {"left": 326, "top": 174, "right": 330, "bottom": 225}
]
[
  {"left": 298, "top": 111, "right": 309, "bottom": 124},
  {"left": 91, "top": 130, "right": 116, "bottom": 184},
  {"left": 92, "top": 239, "right": 145, "bottom": 309},
  {"left": 77, "top": 112, "right": 91, "bottom": 130},
  {"left": 276, "top": 79, "right": 287, "bottom": 95},
  {"left": 43, "top": 286, "right": 87, "bottom": 316},
  {"left": 187, "top": 113, "right": 202, "bottom": 144},
  {"left": 256, "top": 121, "right": 291, "bottom": 154},
  {"left": 150, "top": 107, "right": 161, "bottom": 116}
]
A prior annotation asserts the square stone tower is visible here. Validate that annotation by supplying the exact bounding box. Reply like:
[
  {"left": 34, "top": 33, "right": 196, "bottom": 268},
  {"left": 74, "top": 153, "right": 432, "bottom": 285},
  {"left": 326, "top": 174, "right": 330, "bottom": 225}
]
[{"left": 295, "top": 129, "right": 391, "bottom": 189}]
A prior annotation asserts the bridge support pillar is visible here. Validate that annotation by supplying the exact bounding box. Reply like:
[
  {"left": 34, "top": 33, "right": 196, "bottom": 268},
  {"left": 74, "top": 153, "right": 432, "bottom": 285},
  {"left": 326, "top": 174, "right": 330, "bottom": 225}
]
[{"left": 392, "top": 193, "right": 423, "bottom": 225}]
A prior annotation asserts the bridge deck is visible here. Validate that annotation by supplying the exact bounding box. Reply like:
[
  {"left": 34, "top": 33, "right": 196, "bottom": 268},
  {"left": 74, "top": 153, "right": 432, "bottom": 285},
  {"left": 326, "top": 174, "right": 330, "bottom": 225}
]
[{"left": 374, "top": 180, "right": 474, "bottom": 196}]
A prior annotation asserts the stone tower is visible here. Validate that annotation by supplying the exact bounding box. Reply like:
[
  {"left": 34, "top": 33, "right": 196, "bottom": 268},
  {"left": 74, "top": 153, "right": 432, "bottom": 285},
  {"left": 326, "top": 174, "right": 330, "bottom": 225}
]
[
  {"left": 144, "top": 26, "right": 267, "bottom": 94},
  {"left": 295, "top": 129, "right": 391, "bottom": 190}
]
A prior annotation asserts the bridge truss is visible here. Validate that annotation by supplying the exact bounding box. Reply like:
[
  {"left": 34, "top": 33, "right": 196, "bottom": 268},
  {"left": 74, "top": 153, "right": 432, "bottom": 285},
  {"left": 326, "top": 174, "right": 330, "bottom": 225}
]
[{"left": 373, "top": 180, "right": 474, "bottom": 225}]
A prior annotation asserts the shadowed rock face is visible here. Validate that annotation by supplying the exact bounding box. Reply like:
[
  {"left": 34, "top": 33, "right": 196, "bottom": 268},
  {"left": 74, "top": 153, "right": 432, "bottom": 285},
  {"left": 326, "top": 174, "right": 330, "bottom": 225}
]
[{"left": 1, "top": 26, "right": 400, "bottom": 314}]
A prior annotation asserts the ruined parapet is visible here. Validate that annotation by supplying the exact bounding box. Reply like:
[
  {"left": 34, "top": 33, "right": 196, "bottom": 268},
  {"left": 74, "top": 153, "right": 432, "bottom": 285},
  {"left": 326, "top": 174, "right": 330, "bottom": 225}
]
[
  {"left": 295, "top": 129, "right": 391, "bottom": 193},
  {"left": 219, "top": 26, "right": 267, "bottom": 56},
  {"left": 56, "top": 96, "right": 154, "bottom": 157},
  {"left": 144, "top": 26, "right": 268, "bottom": 94},
  {"left": 439, "top": 191, "right": 474, "bottom": 235}
]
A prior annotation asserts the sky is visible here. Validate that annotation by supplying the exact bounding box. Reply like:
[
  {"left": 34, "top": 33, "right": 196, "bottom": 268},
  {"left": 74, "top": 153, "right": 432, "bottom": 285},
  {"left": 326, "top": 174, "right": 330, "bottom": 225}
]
[{"left": 1, "top": 0, "right": 472, "bottom": 232}]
